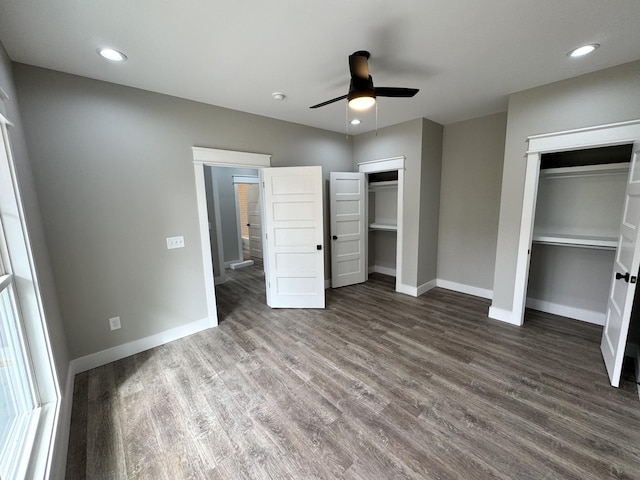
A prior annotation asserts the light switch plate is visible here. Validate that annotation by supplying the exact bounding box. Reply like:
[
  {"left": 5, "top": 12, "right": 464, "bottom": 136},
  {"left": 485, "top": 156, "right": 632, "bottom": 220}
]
[
  {"left": 166, "top": 236, "right": 185, "bottom": 249},
  {"left": 109, "top": 316, "right": 121, "bottom": 331}
]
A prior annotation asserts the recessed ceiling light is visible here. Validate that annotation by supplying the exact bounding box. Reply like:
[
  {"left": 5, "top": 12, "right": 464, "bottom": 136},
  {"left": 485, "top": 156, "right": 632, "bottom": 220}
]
[
  {"left": 272, "top": 92, "right": 286, "bottom": 101},
  {"left": 567, "top": 44, "right": 599, "bottom": 58},
  {"left": 97, "top": 47, "right": 127, "bottom": 62},
  {"left": 350, "top": 119, "right": 361, "bottom": 125}
]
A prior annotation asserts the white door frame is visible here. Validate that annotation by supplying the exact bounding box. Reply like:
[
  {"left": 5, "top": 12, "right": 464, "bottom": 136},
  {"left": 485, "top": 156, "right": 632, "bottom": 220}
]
[
  {"left": 192, "top": 147, "right": 271, "bottom": 327},
  {"left": 358, "top": 156, "right": 405, "bottom": 293},
  {"left": 506, "top": 120, "right": 640, "bottom": 327}
]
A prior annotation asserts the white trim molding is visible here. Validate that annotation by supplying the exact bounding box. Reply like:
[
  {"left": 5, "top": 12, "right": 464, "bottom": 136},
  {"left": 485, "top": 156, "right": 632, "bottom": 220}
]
[
  {"left": 396, "top": 279, "right": 436, "bottom": 297},
  {"left": 369, "top": 265, "right": 397, "bottom": 277},
  {"left": 192, "top": 147, "right": 271, "bottom": 168},
  {"left": 436, "top": 279, "right": 493, "bottom": 300},
  {"left": 357, "top": 155, "right": 405, "bottom": 173},
  {"left": 416, "top": 279, "right": 437, "bottom": 297},
  {"left": 488, "top": 306, "right": 520, "bottom": 325},
  {"left": 69, "top": 318, "right": 210, "bottom": 375},
  {"left": 525, "top": 298, "right": 605, "bottom": 326}
]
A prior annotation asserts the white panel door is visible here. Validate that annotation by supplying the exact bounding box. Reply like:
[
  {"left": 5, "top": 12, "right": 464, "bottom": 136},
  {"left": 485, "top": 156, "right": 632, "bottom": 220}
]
[
  {"left": 330, "top": 172, "right": 366, "bottom": 288},
  {"left": 262, "top": 166, "right": 325, "bottom": 308},
  {"left": 602, "top": 141, "right": 640, "bottom": 387},
  {"left": 247, "top": 183, "right": 263, "bottom": 259}
]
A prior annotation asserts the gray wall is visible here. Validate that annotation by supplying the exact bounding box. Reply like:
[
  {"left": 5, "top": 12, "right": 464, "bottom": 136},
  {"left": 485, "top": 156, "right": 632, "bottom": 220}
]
[
  {"left": 438, "top": 112, "right": 507, "bottom": 292},
  {"left": 417, "top": 118, "right": 443, "bottom": 286},
  {"left": 491, "top": 60, "right": 640, "bottom": 313},
  {"left": 353, "top": 118, "right": 426, "bottom": 289},
  {"left": 354, "top": 118, "right": 443, "bottom": 290},
  {"left": 13, "top": 64, "right": 353, "bottom": 359}
]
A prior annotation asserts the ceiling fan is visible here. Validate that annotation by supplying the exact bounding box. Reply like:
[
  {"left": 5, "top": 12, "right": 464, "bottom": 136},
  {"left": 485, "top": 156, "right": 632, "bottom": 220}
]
[{"left": 310, "top": 50, "right": 419, "bottom": 110}]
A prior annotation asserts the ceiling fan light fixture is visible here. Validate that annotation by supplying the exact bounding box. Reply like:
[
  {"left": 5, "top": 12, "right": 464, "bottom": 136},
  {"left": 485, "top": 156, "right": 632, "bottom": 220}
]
[{"left": 348, "top": 95, "right": 376, "bottom": 111}]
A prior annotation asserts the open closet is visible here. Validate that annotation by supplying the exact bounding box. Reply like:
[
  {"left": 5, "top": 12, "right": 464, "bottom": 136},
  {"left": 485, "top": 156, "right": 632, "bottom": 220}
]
[
  {"left": 507, "top": 120, "right": 640, "bottom": 387},
  {"left": 527, "top": 144, "right": 633, "bottom": 325},
  {"left": 330, "top": 156, "right": 405, "bottom": 292},
  {"left": 368, "top": 170, "right": 399, "bottom": 277}
]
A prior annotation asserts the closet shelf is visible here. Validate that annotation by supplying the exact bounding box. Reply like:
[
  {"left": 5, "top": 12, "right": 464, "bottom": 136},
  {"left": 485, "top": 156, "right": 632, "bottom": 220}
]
[
  {"left": 532, "top": 232, "right": 617, "bottom": 250},
  {"left": 368, "top": 180, "right": 398, "bottom": 191},
  {"left": 369, "top": 223, "right": 397, "bottom": 232},
  {"left": 540, "top": 162, "right": 630, "bottom": 179}
]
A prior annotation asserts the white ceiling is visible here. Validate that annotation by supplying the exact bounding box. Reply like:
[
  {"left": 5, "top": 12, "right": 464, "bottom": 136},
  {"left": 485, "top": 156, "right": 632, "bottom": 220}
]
[{"left": 1, "top": 0, "right": 639, "bottom": 134}]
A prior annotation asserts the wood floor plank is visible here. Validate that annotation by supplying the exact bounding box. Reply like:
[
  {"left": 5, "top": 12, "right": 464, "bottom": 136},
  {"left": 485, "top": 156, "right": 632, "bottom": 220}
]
[{"left": 66, "top": 266, "right": 640, "bottom": 479}]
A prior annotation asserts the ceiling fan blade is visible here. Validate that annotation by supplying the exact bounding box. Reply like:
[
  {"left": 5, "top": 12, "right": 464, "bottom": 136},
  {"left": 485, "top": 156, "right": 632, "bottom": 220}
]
[
  {"left": 374, "top": 87, "right": 419, "bottom": 98},
  {"left": 309, "top": 94, "right": 348, "bottom": 109},
  {"left": 349, "top": 51, "right": 370, "bottom": 81}
]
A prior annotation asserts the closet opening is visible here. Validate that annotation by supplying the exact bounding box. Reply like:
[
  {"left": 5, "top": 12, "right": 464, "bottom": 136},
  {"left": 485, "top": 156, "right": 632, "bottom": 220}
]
[
  {"left": 329, "top": 156, "right": 405, "bottom": 293},
  {"left": 367, "top": 170, "right": 399, "bottom": 283},
  {"left": 526, "top": 144, "right": 634, "bottom": 326},
  {"left": 504, "top": 120, "right": 640, "bottom": 387}
]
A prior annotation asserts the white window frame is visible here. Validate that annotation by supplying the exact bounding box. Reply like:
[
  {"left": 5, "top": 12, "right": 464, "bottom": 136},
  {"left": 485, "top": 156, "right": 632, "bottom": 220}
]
[{"left": 0, "top": 113, "right": 60, "bottom": 479}]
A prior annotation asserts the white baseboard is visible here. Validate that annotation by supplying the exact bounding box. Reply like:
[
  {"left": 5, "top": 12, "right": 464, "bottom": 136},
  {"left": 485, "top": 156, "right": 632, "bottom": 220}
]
[
  {"left": 230, "top": 260, "right": 254, "bottom": 269},
  {"left": 395, "top": 283, "right": 415, "bottom": 296},
  {"left": 488, "top": 305, "right": 522, "bottom": 326},
  {"left": 526, "top": 298, "right": 605, "bottom": 326},
  {"left": 436, "top": 279, "right": 493, "bottom": 300},
  {"left": 416, "top": 279, "right": 437, "bottom": 297},
  {"left": 214, "top": 275, "right": 226, "bottom": 285},
  {"left": 369, "top": 265, "right": 397, "bottom": 276},
  {"left": 395, "top": 279, "right": 436, "bottom": 297},
  {"left": 324, "top": 279, "right": 331, "bottom": 289},
  {"left": 69, "top": 317, "right": 211, "bottom": 375}
]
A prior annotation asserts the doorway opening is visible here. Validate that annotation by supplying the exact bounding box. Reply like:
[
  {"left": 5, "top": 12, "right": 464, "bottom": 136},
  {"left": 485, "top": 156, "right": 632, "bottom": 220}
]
[
  {"left": 192, "top": 148, "right": 271, "bottom": 327},
  {"left": 193, "top": 149, "right": 327, "bottom": 324}
]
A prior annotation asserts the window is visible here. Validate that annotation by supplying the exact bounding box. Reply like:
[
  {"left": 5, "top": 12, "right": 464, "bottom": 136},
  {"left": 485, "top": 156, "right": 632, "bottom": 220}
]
[{"left": 0, "top": 113, "right": 59, "bottom": 479}]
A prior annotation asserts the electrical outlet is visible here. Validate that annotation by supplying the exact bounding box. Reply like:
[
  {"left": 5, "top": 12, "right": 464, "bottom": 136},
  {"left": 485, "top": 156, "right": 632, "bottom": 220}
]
[
  {"left": 166, "top": 235, "right": 185, "bottom": 249},
  {"left": 109, "top": 316, "right": 121, "bottom": 331}
]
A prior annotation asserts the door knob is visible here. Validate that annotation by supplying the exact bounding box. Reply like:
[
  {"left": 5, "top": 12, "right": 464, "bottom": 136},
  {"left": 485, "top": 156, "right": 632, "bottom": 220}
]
[
  {"left": 616, "top": 272, "right": 630, "bottom": 282},
  {"left": 332, "top": 235, "right": 338, "bottom": 240}
]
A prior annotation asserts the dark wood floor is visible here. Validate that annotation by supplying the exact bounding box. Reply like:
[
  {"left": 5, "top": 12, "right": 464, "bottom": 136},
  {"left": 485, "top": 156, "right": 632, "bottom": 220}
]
[{"left": 66, "top": 265, "right": 640, "bottom": 479}]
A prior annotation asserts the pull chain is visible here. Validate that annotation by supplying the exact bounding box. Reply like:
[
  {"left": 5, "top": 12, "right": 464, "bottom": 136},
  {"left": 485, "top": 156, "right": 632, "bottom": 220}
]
[
  {"left": 345, "top": 101, "right": 349, "bottom": 139},
  {"left": 375, "top": 101, "right": 378, "bottom": 136}
]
